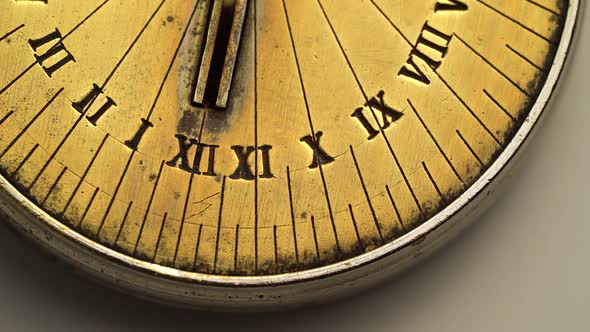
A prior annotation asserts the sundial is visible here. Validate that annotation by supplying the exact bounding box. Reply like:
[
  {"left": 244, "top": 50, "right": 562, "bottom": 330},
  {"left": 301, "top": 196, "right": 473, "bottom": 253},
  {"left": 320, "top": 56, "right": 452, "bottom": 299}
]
[{"left": 0, "top": 0, "right": 580, "bottom": 309}]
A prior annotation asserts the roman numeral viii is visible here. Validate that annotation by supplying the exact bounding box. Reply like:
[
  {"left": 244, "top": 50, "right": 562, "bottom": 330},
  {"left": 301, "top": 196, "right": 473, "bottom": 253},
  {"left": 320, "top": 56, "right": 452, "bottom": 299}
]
[{"left": 398, "top": 22, "right": 453, "bottom": 85}]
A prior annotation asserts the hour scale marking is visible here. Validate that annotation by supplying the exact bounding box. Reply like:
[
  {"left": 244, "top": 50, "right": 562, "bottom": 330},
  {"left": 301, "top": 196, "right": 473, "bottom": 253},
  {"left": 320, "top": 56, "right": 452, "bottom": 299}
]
[{"left": 0, "top": 0, "right": 577, "bottom": 303}]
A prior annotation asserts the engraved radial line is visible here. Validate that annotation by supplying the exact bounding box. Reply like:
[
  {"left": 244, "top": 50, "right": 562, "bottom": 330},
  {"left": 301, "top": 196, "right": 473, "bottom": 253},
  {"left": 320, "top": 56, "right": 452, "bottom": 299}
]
[
  {"left": 280, "top": 2, "right": 318, "bottom": 138},
  {"left": 89, "top": 147, "right": 135, "bottom": 230},
  {"left": 349, "top": 146, "right": 383, "bottom": 242},
  {"left": 77, "top": 0, "right": 183, "bottom": 238},
  {"left": 253, "top": 0, "right": 260, "bottom": 272},
  {"left": 29, "top": 1, "right": 168, "bottom": 190},
  {"left": 213, "top": 176, "right": 227, "bottom": 273},
  {"left": 310, "top": 216, "right": 320, "bottom": 260},
  {"left": 286, "top": 166, "right": 299, "bottom": 262},
  {"left": 454, "top": 35, "right": 532, "bottom": 97},
  {"left": 476, "top": 0, "right": 556, "bottom": 44},
  {"left": 172, "top": 113, "right": 207, "bottom": 265},
  {"left": 483, "top": 89, "right": 516, "bottom": 122},
  {"left": 0, "top": 88, "right": 63, "bottom": 160},
  {"left": 61, "top": 134, "right": 109, "bottom": 218},
  {"left": 273, "top": 225, "right": 278, "bottom": 265},
  {"left": 113, "top": 201, "right": 133, "bottom": 246},
  {"left": 407, "top": 99, "right": 465, "bottom": 185},
  {"left": 385, "top": 185, "right": 406, "bottom": 233},
  {"left": 525, "top": 0, "right": 560, "bottom": 16},
  {"left": 152, "top": 213, "right": 169, "bottom": 262},
  {"left": 93, "top": 150, "right": 135, "bottom": 237},
  {"left": 53, "top": 0, "right": 196, "bottom": 243},
  {"left": 0, "top": 111, "right": 14, "bottom": 127},
  {"left": 317, "top": 0, "right": 423, "bottom": 213},
  {"left": 0, "top": 63, "right": 35, "bottom": 97},
  {"left": 233, "top": 225, "right": 240, "bottom": 271},
  {"left": 100, "top": 0, "right": 167, "bottom": 89},
  {"left": 11, "top": 144, "right": 39, "bottom": 178},
  {"left": 129, "top": 161, "right": 165, "bottom": 251},
  {"left": 29, "top": 107, "right": 88, "bottom": 189},
  {"left": 113, "top": 1, "right": 203, "bottom": 247},
  {"left": 505, "top": 44, "right": 548, "bottom": 72},
  {"left": 367, "top": 0, "right": 412, "bottom": 45},
  {"left": 126, "top": 0, "right": 202, "bottom": 254},
  {"left": 192, "top": 224, "right": 203, "bottom": 271},
  {"left": 368, "top": 0, "right": 507, "bottom": 147},
  {"left": 145, "top": 0, "right": 202, "bottom": 121},
  {"left": 40, "top": 166, "right": 68, "bottom": 206},
  {"left": 347, "top": 204, "right": 364, "bottom": 249},
  {"left": 437, "top": 74, "right": 503, "bottom": 146},
  {"left": 62, "top": 0, "right": 111, "bottom": 39},
  {"left": 422, "top": 162, "right": 446, "bottom": 205},
  {"left": 0, "top": 0, "right": 110, "bottom": 97},
  {"left": 0, "top": 24, "right": 25, "bottom": 43},
  {"left": 78, "top": 187, "right": 100, "bottom": 228},
  {"left": 456, "top": 130, "right": 486, "bottom": 168},
  {"left": 282, "top": 0, "right": 341, "bottom": 253}
]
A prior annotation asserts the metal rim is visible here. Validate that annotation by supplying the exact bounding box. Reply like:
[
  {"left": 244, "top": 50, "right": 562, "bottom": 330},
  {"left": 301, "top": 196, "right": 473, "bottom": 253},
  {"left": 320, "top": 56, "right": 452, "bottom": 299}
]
[{"left": 0, "top": 0, "right": 581, "bottom": 290}]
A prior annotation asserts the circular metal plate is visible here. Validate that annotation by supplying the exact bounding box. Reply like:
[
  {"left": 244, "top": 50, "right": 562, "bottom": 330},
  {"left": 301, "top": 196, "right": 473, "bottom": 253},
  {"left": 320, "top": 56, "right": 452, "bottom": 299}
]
[{"left": 0, "top": 0, "right": 580, "bottom": 309}]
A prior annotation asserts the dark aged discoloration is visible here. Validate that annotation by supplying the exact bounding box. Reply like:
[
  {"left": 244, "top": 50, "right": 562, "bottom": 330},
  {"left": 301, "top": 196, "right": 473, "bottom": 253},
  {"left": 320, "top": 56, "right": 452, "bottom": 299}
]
[
  {"left": 490, "top": 8, "right": 568, "bottom": 157},
  {"left": 177, "top": 0, "right": 257, "bottom": 138},
  {"left": 195, "top": 1, "right": 574, "bottom": 278},
  {"left": 174, "top": 0, "right": 210, "bottom": 138}
]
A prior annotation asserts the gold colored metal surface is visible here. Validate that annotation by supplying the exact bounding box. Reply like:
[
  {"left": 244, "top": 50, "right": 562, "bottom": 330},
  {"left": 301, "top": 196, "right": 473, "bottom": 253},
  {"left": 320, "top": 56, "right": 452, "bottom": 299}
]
[{"left": 0, "top": 0, "right": 570, "bottom": 280}]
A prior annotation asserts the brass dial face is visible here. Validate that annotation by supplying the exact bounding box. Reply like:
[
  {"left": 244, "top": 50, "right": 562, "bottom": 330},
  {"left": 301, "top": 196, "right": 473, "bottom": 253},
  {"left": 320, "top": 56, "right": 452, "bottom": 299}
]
[{"left": 0, "top": 0, "right": 578, "bottom": 302}]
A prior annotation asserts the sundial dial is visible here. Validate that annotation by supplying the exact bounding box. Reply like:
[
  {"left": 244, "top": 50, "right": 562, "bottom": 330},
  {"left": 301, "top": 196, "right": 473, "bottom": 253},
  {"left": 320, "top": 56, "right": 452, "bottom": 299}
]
[{"left": 0, "top": 0, "right": 580, "bottom": 309}]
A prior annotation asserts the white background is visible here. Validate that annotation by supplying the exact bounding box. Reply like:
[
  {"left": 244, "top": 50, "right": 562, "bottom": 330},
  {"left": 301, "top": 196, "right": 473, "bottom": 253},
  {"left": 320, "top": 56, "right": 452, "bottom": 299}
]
[{"left": 0, "top": 5, "right": 587, "bottom": 331}]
